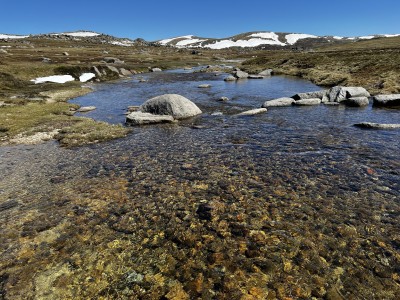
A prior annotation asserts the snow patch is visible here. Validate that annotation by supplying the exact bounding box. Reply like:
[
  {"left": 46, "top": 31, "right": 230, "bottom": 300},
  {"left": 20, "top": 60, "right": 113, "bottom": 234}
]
[
  {"left": 358, "top": 35, "right": 375, "bottom": 40},
  {"left": 63, "top": 31, "right": 100, "bottom": 37},
  {"left": 176, "top": 38, "right": 206, "bottom": 46},
  {"left": 31, "top": 75, "right": 75, "bottom": 84},
  {"left": 79, "top": 73, "right": 96, "bottom": 82},
  {"left": 158, "top": 35, "right": 193, "bottom": 45},
  {"left": 111, "top": 40, "right": 134, "bottom": 46},
  {"left": 206, "top": 38, "right": 285, "bottom": 49},
  {"left": 383, "top": 34, "right": 400, "bottom": 37},
  {"left": 285, "top": 34, "right": 318, "bottom": 45},
  {"left": 332, "top": 36, "right": 344, "bottom": 40},
  {"left": 0, "top": 34, "right": 29, "bottom": 39}
]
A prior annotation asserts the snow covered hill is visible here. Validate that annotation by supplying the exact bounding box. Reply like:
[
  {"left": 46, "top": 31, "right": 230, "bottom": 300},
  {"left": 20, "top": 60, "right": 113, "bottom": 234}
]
[{"left": 157, "top": 31, "right": 400, "bottom": 49}]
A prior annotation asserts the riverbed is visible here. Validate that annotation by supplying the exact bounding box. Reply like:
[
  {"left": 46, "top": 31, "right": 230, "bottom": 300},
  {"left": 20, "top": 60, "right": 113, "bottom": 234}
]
[{"left": 0, "top": 69, "right": 399, "bottom": 299}]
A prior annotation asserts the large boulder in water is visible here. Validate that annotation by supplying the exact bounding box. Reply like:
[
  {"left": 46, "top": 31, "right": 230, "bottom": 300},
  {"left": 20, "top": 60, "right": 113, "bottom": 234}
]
[
  {"left": 372, "top": 94, "right": 400, "bottom": 107},
  {"left": 262, "top": 97, "right": 294, "bottom": 107},
  {"left": 140, "top": 94, "right": 202, "bottom": 119}
]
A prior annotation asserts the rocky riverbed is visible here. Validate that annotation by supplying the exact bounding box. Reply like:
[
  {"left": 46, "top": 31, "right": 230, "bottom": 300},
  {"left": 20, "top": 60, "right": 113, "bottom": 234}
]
[{"left": 0, "top": 70, "right": 399, "bottom": 299}]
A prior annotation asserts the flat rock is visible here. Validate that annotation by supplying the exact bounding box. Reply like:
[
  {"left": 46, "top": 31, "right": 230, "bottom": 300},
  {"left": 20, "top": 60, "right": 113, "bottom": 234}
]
[
  {"left": 77, "top": 106, "right": 96, "bottom": 112},
  {"left": 151, "top": 68, "right": 162, "bottom": 72},
  {"left": 140, "top": 94, "right": 202, "bottom": 119},
  {"left": 292, "top": 90, "right": 328, "bottom": 100},
  {"left": 373, "top": 94, "right": 400, "bottom": 106},
  {"left": 236, "top": 108, "right": 267, "bottom": 116},
  {"left": 126, "top": 112, "right": 175, "bottom": 125},
  {"left": 328, "top": 86, "right": 370, "bottom": 102},
  {"left": 262, "top": 97, "right": 294, "bottom": 107},
  {"left": 354, "top": 122, "right": 400, "bottom": 129},
  {"left": 119, "top": 68, "right": 132, "bottom": 76},
  {"left": 294, "top": 98, "right": 321, "bottom": 106},
  {"left": 343, "top": 97, "right": 369, "bottom": 107}
]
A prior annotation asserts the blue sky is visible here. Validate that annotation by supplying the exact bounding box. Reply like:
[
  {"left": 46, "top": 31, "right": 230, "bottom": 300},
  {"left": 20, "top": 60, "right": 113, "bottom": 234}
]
[{"left": 1, "top": 0, "right": 399, "bottom": 40}]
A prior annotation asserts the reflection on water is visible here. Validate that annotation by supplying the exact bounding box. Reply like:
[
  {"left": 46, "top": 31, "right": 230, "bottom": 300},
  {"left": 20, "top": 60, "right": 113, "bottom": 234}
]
[{"left": 0, "top": 70, "right": 399, "bottom": 299}]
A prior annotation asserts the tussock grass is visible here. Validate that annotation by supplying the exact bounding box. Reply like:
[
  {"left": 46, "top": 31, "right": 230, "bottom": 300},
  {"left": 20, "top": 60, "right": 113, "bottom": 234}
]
[{"left": 56, "top": 118, "right": 130, "bottom": 147}]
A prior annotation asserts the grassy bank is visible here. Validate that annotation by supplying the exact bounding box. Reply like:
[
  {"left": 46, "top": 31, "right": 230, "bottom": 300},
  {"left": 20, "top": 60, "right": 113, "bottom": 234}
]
[{"left": 241, "top": 37, "right": 400, "bottom": 95}]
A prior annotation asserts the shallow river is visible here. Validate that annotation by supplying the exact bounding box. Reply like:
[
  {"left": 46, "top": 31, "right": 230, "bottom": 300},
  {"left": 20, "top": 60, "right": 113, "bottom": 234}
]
[{"left": 0, "top": 70, "right": 399, "bottom": 299}]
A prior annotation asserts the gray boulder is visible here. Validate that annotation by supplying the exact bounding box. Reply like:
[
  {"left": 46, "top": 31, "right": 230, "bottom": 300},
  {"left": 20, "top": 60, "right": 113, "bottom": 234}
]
[
  {"left": 151, "top": 68, "right": 162, "bottom": 72},
  {"left": 292, "top": 90, "right": 328, "bottom": 100},
  {"left": 328, "top": 86, "right": 370, "bottom": 102},
  {"left": 372, "top": 94, "right": 400, "bottom": 106},
  {"left": 233, "top": 70, "right": 249, "bottom": 79},
  {"left": 126, "top": 112, "right": 175, "bottom": 125},
  {"left": 262, "top": 97, "right": 294, "bottom": 108},
  {"left": 294, "top": 98, "right": 321, "bottom": 106},
  {"left": 140, "top": 94, "right": 202, "bottom": 119},
  {"left": 224, "top": 75, "right": 236, "bottom": 81},
  {"left": 218, "top": 97, "right": 229, "bottom": 102},
  {"left": 236, "top": 108, "right": 267, "bottom": 116},
  {"left": 354, "top": 122, "right": 400, "bottom": 129},
  {"left": 91, "top": 66, "right": 102, "bottom": 77},
  {"left": 258, "top": 69, "right": 273, "bottom": 76},
  {"left": 342, "top": 97, "right": 369, "bottom": 107},
  {"left": 106, "top": 65, "right": 120, "bottom": 75}
]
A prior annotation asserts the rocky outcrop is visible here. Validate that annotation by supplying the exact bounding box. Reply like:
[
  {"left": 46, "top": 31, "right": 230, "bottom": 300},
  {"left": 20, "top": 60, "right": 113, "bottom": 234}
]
[
  {"left": 262, "top": 97, "right": 294, "bottom": 107},
  {"left": 294, "top": 98, "right": 321, "bottom": 106},
  {"left": 236, "top": 108, "right": 267, "bottom": 116},
  {"left": 372, "top": 94, "right": 400, "bottom": 107},
  {"left": 328, "top": 86, "right": 370, "bottom": 102},
  {"left": 126, "top": 112, "right": 175, "bottom": 125},
  {"left": 140, "top": 94, "right": 202, "bottom": 119},
  {"left": 354, "top": 122, "right": 400, "bottom": 129},
  {"left": 342, "top": 97, "right": 369, "bottom": 107}
]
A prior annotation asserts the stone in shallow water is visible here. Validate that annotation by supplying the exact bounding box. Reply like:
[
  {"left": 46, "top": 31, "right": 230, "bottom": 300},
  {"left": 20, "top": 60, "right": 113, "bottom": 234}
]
[
  {"left": 354, "top": 122, "right": 400, "bottom": 129},
  {"left": 342, "top": 97, "right": 369, "bottom": 107},
  {"left": 294, "top": 98, "right": 321, "bottom": 106},
  {"left": 262, "top": 97, "right": 294, "bottom": 107},
  {"left": 140, "top": 94, "right": 202, "bottom": 119},
  {"left": 77, "top": 106, "right": 96, "bottom": 112},
  {"left": 292, "top": 90, "right": 328, "bottom": 100},
  {"left": 198, "top": 84, "right": 211, "bottom": 88},
  {"left": 126, "top": 112, "right": 175, "bottom": 125},
  {"left": 373, "top": 94, "right": 400, "bottom": 106},
  {"left": 236, "top": 108, "right": 267, "bottom": 116}
]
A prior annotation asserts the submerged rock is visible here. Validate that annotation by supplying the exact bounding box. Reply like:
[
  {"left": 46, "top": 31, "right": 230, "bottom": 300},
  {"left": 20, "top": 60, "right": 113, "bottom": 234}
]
[
  {"left": 126, "top": 112, "right": 175, "bottom": 125},
  {"left": 236, "top": 108, "right": 267, "bottom": 116},
  {"left": 262, "top": 97, "right": 294, "bottom": 107},
  {"left": 372, "top": 94, "right": 400, "bottom": 106},
  {"left": 354, "top": 122, "right": 400, "bottom": 129},
  {"left": 140, "top": 94, "right": 202, "bottom": 119}
]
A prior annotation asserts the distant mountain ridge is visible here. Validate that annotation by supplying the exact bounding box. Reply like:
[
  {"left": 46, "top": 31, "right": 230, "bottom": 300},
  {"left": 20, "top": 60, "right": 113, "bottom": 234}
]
[
  {"left": 157, "top": 31, "right": 400, "bottom": 49},
  {"left": 1, "top": 30, "right": 399, "bottom": 49}
]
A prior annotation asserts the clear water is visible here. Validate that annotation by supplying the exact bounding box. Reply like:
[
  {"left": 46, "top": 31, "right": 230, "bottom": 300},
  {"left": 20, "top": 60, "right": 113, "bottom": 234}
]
[{"left": 0, "top": 70, "right": 399, "bottom": 299}]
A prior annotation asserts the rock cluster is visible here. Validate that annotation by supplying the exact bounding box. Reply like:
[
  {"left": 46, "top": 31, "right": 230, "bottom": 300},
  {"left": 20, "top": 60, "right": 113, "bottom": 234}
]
[{"left": 126, "top": 94, "right": 202, "bottom": 125}]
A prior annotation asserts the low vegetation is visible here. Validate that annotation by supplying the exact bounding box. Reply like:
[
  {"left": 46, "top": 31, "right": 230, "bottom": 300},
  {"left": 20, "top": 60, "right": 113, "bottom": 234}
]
[
  {"left": 241, "top": 36, "right": 400, "bottom": 94},
  {"left": 1, "top": 35, "right": 399, "bottom": 146}
]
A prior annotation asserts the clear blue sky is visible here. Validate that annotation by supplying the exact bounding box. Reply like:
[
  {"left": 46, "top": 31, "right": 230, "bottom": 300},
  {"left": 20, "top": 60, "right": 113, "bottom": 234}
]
[{"left": 1, "top": 0, "right": 399, "bottom": 40}]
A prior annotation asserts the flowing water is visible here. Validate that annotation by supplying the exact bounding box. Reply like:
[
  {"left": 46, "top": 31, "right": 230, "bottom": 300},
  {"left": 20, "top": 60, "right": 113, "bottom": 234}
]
[{"left": 0, "top": 70, "right": 399, "bottom": 299}]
